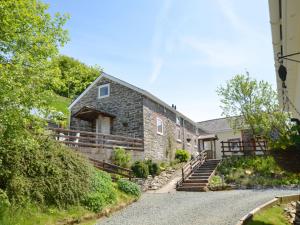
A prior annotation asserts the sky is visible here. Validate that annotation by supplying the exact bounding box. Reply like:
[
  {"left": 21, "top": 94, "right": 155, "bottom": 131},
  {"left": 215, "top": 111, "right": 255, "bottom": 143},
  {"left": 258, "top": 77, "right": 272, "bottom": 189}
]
[{"left": 45, "top": 0, "right": 276, "bottom": 122}]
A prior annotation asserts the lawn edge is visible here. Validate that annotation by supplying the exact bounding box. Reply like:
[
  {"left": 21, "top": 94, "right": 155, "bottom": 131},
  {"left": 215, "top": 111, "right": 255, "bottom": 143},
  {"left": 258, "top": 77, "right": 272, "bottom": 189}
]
[
  {"left": 236, "top": 194, "right": 300, "bottom": 225},
  {"left": 61, "top": 197, "right": 138, "bottom": 225}
]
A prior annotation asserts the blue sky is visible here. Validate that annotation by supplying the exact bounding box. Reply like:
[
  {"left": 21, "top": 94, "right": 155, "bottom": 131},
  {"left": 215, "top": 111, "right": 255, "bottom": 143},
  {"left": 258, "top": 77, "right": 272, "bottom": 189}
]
[{"left": 46, "top": 0, "right": 275, "bottom": 122}]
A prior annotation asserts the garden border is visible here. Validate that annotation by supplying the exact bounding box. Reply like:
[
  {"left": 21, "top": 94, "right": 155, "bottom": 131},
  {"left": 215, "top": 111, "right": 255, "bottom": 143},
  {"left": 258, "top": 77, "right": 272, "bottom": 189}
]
[{"left": 235, "top": 193, "right": 300, "bottom": 225}]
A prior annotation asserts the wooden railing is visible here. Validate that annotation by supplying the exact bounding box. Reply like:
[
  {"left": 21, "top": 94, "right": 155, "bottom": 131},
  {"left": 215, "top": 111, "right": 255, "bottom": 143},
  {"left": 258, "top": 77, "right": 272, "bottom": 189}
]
[
  {"left": 89, "top": 158, "right": 133, "bottom": 180},
  {"left": 49, "top": 128, "right": 144, "bottom": 152},
  {"left": 221, "top": 140, "right": 268, "bottom": 158},
  {"left": 176, "top": 150, "right": 207, "bottom": 188}
]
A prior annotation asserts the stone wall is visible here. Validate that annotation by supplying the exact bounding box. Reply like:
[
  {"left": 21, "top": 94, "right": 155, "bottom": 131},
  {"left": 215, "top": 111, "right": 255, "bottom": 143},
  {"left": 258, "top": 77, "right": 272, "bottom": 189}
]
[
  {"left": 143, "top": 97, "right": 198, "bottom": 161},
  {"left": 70, "top": 76, "right": 198, "bottom": 162},
  {"left": 70, "top": 77, "right": 144, "bottom": 139},
  {"left": 75, "top": 147, "right": 144, "bottom": 163}
]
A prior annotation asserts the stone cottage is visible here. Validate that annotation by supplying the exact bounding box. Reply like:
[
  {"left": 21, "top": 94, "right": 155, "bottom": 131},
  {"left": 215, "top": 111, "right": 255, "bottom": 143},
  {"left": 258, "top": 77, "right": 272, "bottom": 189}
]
[{"left": 69, "top": 73, "right": 199, "bottom": 161}]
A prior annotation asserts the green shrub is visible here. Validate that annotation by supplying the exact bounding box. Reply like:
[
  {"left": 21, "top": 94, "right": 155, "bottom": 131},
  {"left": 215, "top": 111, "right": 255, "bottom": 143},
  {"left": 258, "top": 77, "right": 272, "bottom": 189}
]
[
  {"left": 0, "top": 134, "right": 92, "bottom": 208},
  {"left": 209, "top": 175, "right": 223, "bottom": 187},
  {"left": 112, "top": 147, "right": 131, "bottom": 168},
  {"left": 159, "top": 162, "right": 168, "bottom": 171},
  {"left": 83, "top": 170, "right": 117, "bottom": 212},
  {"left": 131, "top": 161, "right": 149, "bottom": 178},
  {"left": 145, "top": 160, "right": 161, "bottom": 176},
  {"left": 0, "top": 189, "right": 10, "bottom": 218},
  {"left": 175, "top": 149, "right": 190, "bottom": 162},
  {"left": 117, "top": 179, "right": 141, "bottom": 197},
  {"left": 217, "top": 156, "right": 300, "bottom": 187}
]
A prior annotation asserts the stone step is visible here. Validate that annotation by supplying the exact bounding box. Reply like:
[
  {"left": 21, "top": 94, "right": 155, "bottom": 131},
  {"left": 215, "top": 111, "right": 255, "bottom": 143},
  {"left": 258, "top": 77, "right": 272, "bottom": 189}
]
[
  {"left": 181, "top": 182, "right": 207, "bottom": 187},
  {"left": 194, "top": 169, "right": 214, "bottom": 172},
  {"left": 176, "top": 159, "right": 220, "bottom": 192},
  {"left": 177, "top": 186, "right": 207, "bottom": 192},
  {"left": 185, "top": 179, "right": 208, "bottom": 183},
  {"left": 200, "top": 165, "right": 218, "bottom": 168},
  {"left": 191, "top": 173, "right": 212, "bottom": 176},
  {"left": 189, "top": 176, "right": 210, "bottom": 179}
]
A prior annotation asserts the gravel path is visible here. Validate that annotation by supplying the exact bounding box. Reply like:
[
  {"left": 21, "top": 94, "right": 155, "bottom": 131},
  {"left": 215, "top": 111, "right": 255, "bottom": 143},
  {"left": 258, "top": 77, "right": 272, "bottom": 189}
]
[{"left": 96, "top": 189, "right": 299, "bottom": 225}]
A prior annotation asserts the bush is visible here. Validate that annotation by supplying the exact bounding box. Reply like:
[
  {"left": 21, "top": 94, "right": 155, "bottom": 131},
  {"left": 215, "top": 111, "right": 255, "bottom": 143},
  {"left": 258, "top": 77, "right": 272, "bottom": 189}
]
[
  {"left": 145, "top": 160, "right": 161, "bottom": 176},
  {"left": 0, "top": 134, "right": 93, "bottom": 208},
  {"left": 83, "top": 170, "right": 117, "bottom": 212},
  {"left": 131, "top": 161, "right": 149, "bottom": 178},
  {"left": 117, "top": 179, "right": 141, "bottom": 197},
  {"left": 217, "top": 156, "right": 300, "bottom": 187},
  {"left": 0, "top": 189, "right": 10, "bottom": 218},
  {"left": 209, "top": 175, "right": 223, "bottom": 187},
  {"left": 175, "top": 149, "right": 190, "bottom": 162},
  {"left": 112, "top": 147, "right": 131, "bottom": 168}
]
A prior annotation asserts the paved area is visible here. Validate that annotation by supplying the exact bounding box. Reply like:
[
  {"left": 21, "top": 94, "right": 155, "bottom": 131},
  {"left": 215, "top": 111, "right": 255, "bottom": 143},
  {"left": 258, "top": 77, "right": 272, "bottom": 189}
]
[{"left": 96, "top": 189, "right": 299, "bottom": 225}]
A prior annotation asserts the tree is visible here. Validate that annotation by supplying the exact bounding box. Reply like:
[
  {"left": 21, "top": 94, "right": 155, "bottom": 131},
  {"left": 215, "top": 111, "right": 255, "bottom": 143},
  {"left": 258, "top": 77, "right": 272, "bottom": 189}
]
[
  {"left": 217, "top": 74, "right": 290, "bottom": 145},
  {"left": 0, "top": 0, "right": 68, "bottom": 139},
  {"left": 50, "top": 55, "right": 102, "bottom": 99}
]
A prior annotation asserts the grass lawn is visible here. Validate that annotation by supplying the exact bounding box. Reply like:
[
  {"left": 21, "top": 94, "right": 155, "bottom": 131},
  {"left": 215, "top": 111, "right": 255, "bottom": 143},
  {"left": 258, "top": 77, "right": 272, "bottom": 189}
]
[
  {"left": 0, "top": 189, "right": 137, "bottom": 225},
  {"left": 247, "top": 205, "right": 289, "bottom": 225},
  {"left": 48, "top": 94, "right": 71, "bottom": 116}
]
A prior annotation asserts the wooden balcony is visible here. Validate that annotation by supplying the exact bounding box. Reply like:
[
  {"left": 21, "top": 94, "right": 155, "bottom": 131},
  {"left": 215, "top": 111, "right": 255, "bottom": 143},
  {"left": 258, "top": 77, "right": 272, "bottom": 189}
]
[{"left": 50, "top": 128, "right": 144, "bottom": 152}]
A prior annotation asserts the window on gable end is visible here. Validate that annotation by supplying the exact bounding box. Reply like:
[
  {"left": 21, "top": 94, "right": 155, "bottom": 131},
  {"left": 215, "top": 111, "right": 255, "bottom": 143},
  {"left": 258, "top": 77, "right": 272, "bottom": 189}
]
[{"left": 98, "top": 84, "right": 110, "bottom": 98}]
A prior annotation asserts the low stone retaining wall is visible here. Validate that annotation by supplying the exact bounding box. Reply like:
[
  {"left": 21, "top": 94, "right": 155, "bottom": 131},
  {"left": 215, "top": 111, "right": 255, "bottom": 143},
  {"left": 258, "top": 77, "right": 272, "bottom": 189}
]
[
  {"left": 236, "top": 194, "right": 300, "bottom": 225},
  {"left": 133, "top": 168, "right": 178, "bottom": 192}
]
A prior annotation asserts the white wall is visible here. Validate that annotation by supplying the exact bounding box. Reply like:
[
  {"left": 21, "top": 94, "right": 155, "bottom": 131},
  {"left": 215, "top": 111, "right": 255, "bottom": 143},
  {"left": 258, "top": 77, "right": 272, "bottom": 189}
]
[{"left": 215, "top": 130, "right": 242, "bottom": 159}]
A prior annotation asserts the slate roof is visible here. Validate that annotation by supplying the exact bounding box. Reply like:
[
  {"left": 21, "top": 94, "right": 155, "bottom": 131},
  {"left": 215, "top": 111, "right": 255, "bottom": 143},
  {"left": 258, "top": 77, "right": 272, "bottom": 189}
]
[
  {"left": 69, "top": 72, "right": 197, "bottom": 126},
  {"left": 197, "top": 117, "right": 233, "bottom": 134}
]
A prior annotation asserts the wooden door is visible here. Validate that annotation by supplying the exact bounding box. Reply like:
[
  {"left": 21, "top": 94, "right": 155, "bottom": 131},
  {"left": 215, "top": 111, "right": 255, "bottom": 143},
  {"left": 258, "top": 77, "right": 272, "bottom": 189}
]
[{"left": 96, "top": 116, "right": 111, "bottom": 134}]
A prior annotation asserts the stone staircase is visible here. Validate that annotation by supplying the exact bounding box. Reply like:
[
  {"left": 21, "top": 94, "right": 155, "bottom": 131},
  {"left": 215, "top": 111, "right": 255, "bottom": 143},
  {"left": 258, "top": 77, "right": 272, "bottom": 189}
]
[{"left": 177, "top": 159, "right": 220, "bottom": 192}]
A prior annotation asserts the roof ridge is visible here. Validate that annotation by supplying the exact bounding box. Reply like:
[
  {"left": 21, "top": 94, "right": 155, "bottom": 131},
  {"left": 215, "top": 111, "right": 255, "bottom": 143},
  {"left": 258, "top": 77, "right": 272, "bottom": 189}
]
[
  {"left": 69, "top": 72, "right": 197, "bottom": 126},
  {"left": 197, "top": 117, "right": 228, "bottom": 123}
]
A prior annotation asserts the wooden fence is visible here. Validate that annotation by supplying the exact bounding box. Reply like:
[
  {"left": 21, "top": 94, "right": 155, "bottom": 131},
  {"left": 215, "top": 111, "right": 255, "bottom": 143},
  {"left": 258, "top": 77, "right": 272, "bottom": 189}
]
[
  {"left": 50, "top": 128, "right": 144, "bottom": 152},
  {"left": 89, "top": 158, "right": 133, "bottom": 180},
  {"left": 221, "top": 140, "right": 268, "bottom": 158},
  {"left": 176, "top": 150, "right": 207, "bottom": 187}
]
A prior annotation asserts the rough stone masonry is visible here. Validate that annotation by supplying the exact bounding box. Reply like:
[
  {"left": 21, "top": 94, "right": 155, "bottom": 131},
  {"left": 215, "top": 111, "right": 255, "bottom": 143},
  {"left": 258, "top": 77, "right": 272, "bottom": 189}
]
[{"left": 295, "top": 201, "right": 300, "bottom": 225}]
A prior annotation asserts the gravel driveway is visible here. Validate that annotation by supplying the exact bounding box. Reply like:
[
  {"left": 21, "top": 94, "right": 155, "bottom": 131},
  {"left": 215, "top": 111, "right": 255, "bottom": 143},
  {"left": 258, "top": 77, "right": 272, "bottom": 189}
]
[{"left": 96, "top": 189, "right": 300, "bottom": 225}]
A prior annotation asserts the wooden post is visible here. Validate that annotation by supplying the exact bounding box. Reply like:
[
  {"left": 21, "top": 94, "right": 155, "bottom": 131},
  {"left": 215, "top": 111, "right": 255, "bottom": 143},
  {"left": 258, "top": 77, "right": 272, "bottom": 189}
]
[
  {"left": 182, "top": 168, "right": 184, "bottom": 182},
  {"left": 221, "top": 141, "right": 225, "bottom": 158}
]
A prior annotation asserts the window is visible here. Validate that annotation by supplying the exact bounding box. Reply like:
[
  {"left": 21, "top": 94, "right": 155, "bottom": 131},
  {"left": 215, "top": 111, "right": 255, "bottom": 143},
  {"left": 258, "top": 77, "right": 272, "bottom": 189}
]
[
  {"left": 98, "top": 84, "right": 110, "bottom": 98},
  {"left": 194, "top": 139, "right": 198, "bottom": 148},
  {"left": 228, "top": 138, "right": 240, "bottom": 151},
  {"left": 203, "top": 141, "right": 212, "bottom": 150},
  {"left": 187, "top": 136, "right": 191, "bottom": 146},
  {"left": 176, "top": 116, "right": 181, "bottom": 126},
  {"left": 157, "top": 117, "right": 163, "bottom": 135},
  {"left": 176, "top": 127, "right": 181, "bottom": 142}
]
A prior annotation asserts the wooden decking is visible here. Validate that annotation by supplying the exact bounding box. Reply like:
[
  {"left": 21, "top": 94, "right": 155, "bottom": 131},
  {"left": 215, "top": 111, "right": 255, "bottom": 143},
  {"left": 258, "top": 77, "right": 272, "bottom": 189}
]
[{"left": 50, "top": 128, "right": 144, "bottom": 152}]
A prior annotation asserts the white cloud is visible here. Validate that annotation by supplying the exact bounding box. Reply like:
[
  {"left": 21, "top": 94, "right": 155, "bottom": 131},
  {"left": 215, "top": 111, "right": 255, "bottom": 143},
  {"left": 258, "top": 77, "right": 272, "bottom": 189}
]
[
  {"left": 149, "top": 0, "right": 172, "bottom": 83},
  {"left": 215, "top": 0, "right": 268, "bottom": 42},
  {"left": 149, "top": 57, "right": 164, "bottom": 83},
  {"left": 181, "top": 37, "right": 249, "bottom": 68},
  {"left": 179, "top": 1, "right": 272, "bottom": 71}
]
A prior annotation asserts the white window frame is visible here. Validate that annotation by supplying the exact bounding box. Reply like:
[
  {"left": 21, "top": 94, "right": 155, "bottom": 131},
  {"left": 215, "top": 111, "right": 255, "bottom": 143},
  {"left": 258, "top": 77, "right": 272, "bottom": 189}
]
[
  {"left": 194, "top": 139, "right": 198, "bottom": 148},
  {"left": 176, "top": 116, "right": 181, "bottom": 126},
  {"left": 176, "top": 127, "right": 181, "bottom": 142},
  {"left": 156, "top": 117, "right": 163, "bottom": 135},
  {"left": 98, "top": 84, "right": 110, "bottom": 99}
]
